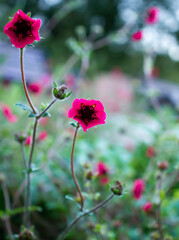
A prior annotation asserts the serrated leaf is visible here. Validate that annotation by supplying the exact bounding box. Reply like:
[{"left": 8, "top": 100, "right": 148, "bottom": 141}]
[
  {"left": 16, "top": 103, "right": 32, "bottom": 112},
  {"left": 70, "top": 122, "right": 77, "bottom": 128},
  {"left": 53, "top": 81, "right": 57, "bottom": 88},
  {"left": 28, "top": 112, "right": 37, "bottom": 118},
  {"left": 66, "top": 91, "right": 72, "bottom": 98}
]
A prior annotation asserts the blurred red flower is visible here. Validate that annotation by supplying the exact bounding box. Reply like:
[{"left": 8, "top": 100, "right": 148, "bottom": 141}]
[
  {"left": 146, "top": 146, "right": 155, "bottom": 158},
  {"left": 131, "top": 31, "right": 143, "bottom": 42},
  {"left": 28, "top": 82, "right": 43, "bottom": 94},
  {"left": 142, "top": 201, "right": 153, "bottom": 212},
  {"left": 4, "top": 9, "right": 41, "bottom": 48},
  {"left": 2, "top": 105, "right": 18, "bottom": 123},
  {"left": 25, "top": 136, "right": 31, "bottom": 146},
  {"left": 145, "top": 7, "right": 159, "bottom": 24},
  {"left": 38, "top": 131, "right": 48, "bottom": 141},
  {"left": 96, "top": 162, "right": 109, "bottom": 176},
  {"left": 68, "top": 99, "right": 106, "bottom": 132},
  {"left": 100, "top": 176, "right": 109, "bottom": 185},
  {"left": 133, "top": 179, "right": 145, "bottom": 200},
  {"left": 39, "top": 117, "right": 49, "bottom": 126}
]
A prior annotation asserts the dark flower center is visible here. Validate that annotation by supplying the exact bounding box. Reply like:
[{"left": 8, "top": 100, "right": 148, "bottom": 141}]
[
  {"left": 76, "top": 104, "right": 98, "bottom": 125},
  {"left": 14, "top": 18, "right": 32, "bottom": 39}
]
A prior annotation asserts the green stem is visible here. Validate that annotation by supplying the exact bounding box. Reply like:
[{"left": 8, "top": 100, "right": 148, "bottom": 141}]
[
  {"left": 71, "top": 124, "right": 84, "bottom": 211},
  {"left": 57, "top": 193, "right": 114, "bottom": 240}
]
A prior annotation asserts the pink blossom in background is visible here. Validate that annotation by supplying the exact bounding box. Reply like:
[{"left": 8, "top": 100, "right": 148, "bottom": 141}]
[
  {"left": 25, "top": 136, "right": 31, "bottom": 146},
  {"left": 100, "top": 176, "right": 109, "bottom": 185},
  {"left": 96, "top": 162, "right": 109, "bottom": 176},
  {"left": 2, "top": 105, "right": 18, "bottom": 123},
  {"left": 68, "top": 99, "right": 106, "bottom": 132},
  {"left": 38, "top": 131, "right": 48, "bottom": 141},
  {"left": 133, "top": 179, "right": 145, "bottom": 200},
  {"left": 142, "top": 202, "right": 153, "bottom": 212},
  {"left": 65, "top": 74, "right": 75, "bottom": 88},
  {"left": 28, "top": 82, "right": 43, "bottom": 94},
  {"left": 39, "top": 117, "right": 49, "bottom": 126},
  {"left": 131, "top": 31, "right": 143, "bottom": 42},
  {"left": 146, "top": 146, "right": 155, "bottom": 158},
  {"left": 145, "top": 7, "right": 159, "bottom": 24},
  {"left": 4, "top": 9, "right": 41, "bottom": 48}
]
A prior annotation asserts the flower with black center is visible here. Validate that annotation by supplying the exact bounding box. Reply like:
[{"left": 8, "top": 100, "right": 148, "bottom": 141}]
[
  {"left": 4, "top": 10, "right": 41, "bottom": 48},
  {"left": 68, "top": 99, "right": 106, "bottom": 132}
]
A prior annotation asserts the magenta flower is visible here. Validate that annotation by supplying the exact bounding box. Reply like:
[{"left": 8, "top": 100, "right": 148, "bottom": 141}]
[
  {"left": 38, "top": 131, "right": 48, "bottom": 141},
  {"left": 4, "top": 9, "right": 41, "bottom": 48},
  {"left": 133, "top": 179, "right": 145, "bottom": 200},
  {"left": 145, "top": 7, "right": 159, "bottom": 24},
  {"left": 25, "top": 136, "right": 31, "bottom": 146},
  {"left": 28, "top": 82, "right": 42, "bottom": 94},
  {"left": 142, "top": 201, "right": 153, "bottom": 212},
  {"left": 96, "top": 162, "right": 109, "bottom": 176},
  {"left": 100, "top": 176, "right": 109, "bottom": 185},
  {"left": 68, "top": 99, "right": 106, "bottom": 132},
  {"left": 131, "top": 31, "right": 143, "bottom": 42},
  {"left": 2, "top": 105, "right": 18, "bottom": 123}
]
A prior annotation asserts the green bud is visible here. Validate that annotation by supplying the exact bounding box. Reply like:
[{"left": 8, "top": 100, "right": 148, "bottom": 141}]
[{"left": 111, "top": 181, "right": 123, "bottom": 196}]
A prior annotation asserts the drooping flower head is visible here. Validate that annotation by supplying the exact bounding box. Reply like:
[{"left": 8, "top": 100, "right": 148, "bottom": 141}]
[
  {"left": 133, "top": 179, "right": 145, "bottom": 200},
  {"left": 68, "top": 99, "right": 106, "bottom": 132},
  {"left": 131, "top": 31, "right": 143, "bottom": 42},
  {"left": 4, "top": 10, "right": 41, "bottom": 48},
  {"left": 145, "top": 7, "right": 159, "bottom": 24},
  {"left": 2, "top": 105, "right": 18, "bottom": 123},
  {"left": 142, "top": 201, "right": 153, "bottom": 213}
]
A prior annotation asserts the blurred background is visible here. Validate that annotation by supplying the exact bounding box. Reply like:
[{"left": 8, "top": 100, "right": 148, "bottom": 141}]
[{"left": 0, "top": 0, "right": 179, "bottom": 240}]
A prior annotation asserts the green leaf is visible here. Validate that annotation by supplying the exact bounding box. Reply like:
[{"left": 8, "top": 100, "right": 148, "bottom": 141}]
[
  {"left": 40, "top": 36, "right": 45, "bottom": 40},
  {"left": 28, "top": 164, "right": 40, "bottom": 173},
  {"left": 160, "top": 190, "right": 165, "bottom": 201},
  {"left": 53, "top": 88, "right": 58, "bottom": 97},
  {"left": 66, "top": 91, "right": 72, "bottom": 98},
  {"left": 16, "top": 103, "right": 32, "bottom": 112},
  {"left": 28, "top": 112, "right": 37, "bottom": 118},
  {"left": 61, "top": 93, "right": 66, "bottom": 99},
  {"left": 53, "top": 81, "right": 57, "bottom": 88},
  {"left": 65, "top": 195, "right": 76, "bottom": 202},
  {"left": 42, "top": 112, "right": 51, "bottom": 117},
  {"left": 27, "top": 12, "right": 31, "bottom": 17},
  {"left": 70, "top": 122, "right": 77, "bottom": 128},
  {"left": 40, "top": 103, "right": 48, "bottom": 111},
  {"left": 9, "top": 17, "right": 13, "bottom": 21}
]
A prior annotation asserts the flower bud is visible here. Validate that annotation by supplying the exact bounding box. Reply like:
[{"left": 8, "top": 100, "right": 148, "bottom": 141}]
[
  {"left": 19, "top": 230, "right": 34, "bottom": 240},
  {"left": 111, "top": 181, "right": 123, "bottom": 196},
  {"left": 157, "top": 161, "right": 169, "bottom": 171},
  {"left": 14, "top": 133, "right": 27, "bottom": 143},
  {"left": 53, "top": 85, "right": 67, "bottom": 99},
  {"left": 85, "top": 170, "right": 93, "bottom": 180}
]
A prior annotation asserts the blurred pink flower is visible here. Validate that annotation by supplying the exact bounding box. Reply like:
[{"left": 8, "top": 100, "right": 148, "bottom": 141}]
[
  {"left": 133, "top": 179, "right": 145, "bottom": 200},
  {"left": 145, "top": 7, "right": 159, "bottom": 24},
  {"left": 65, "top": 74, "right": 75, "bottom": 88},
  {"left": 4, "top": 9, "right": 41, "bottom": 48},
  {"left": 146, "top": 146, "right": 155, "bottom": 158},
  {"left": 68, "top": 99, "right": 106, "bottom": 132},
  {"left": 142, "top": 201, "right": 153, "bottom": 212},
  {"left": 131, "top": 31, "right": 143, "bottom": 41},
  {"left": 2, "top": 105, "right": 18, "bottom": 123},
  {"left": 39, "top": 117, "right": 49, "bottom": 126},
  {"left": 96, "top": 162, "right": 109, "bottom": 176},
  {"left": 100, "top": 176, "right": 109, "bottom": 185},
  {"left": 28, "top": 82, "right": 43, "bottom": 94},
  {"left": 38, "top": 131, "right": 48, "bottom": 141},
  {"left": 25, "top": 136, "right": 31, "bottom": 146}
]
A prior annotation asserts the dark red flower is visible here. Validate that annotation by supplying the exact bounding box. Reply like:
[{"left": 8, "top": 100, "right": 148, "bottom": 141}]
[
  {"left": 96, "top": 162, "right": 109, "bottom": 176},
  {"left": 38, "top": 131, "right": 48, "bottom": 141},
  {"left": 146, "top": 146, "right": 155, "bottom": 158},
  {"left": 4, "top": 10, "right": 41, "bottom": 48},
  {"left": 28, "top": 82, "right": 42, "bottom": 94},
  {"left": 2, "top": 105, "right": 18, "bottom": 123},
  {"left": 131, "top": 31, "right": 143, "bottom": 42},
  {"left": 145, "top": 7, "right": 159, "bottom": 24},
  {"left": 68, "top": 99, "right": 106, "bottom": 132},
  {"left": 133, "top": 179, "right": 145, "bottom": 200},
  {"left": 142, "top": 201, "right": 153, "bottom": 212}
]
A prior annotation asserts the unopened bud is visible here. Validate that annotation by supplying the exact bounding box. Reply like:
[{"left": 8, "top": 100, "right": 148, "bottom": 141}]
[
  {"left": 19, "top": 230, "right": 34, "bottom": 240},
  {"left": 157, "top": 161, "right": 168, "bottom": 171},
  {"left": 53, "top": 85, "right": 67, "bottom": 99},
  {"left": 86, "top": 171, "right": 93, "bottom": 180},
  {"left": 14, "top": 133, "right": 27, "bottom": 143},
  {"left": 111, "top": 181, "right": 123, "bottom": 196}
]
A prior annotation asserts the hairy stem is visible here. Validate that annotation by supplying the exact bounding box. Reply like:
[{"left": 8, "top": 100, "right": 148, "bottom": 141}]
[
  {"left": 57, "top": 193, "right": 114, "bottom": 240},
  {"left": 71, "top": 124, "right": 84, "bottom": 211},
  {"left": 20, "top": 48, "right": 36, "bottom": 114}
]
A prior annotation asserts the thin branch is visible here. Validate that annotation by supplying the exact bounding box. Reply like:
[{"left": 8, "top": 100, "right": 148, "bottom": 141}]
[
  {"left": 37, "top": 98, "right": 57, "bottom": 119},
  {"left": 20, "top": 143, "right": 28, "bottom": 169},
  {"left": 57, "top": 193, "right": 114, "bottom": 240}
]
